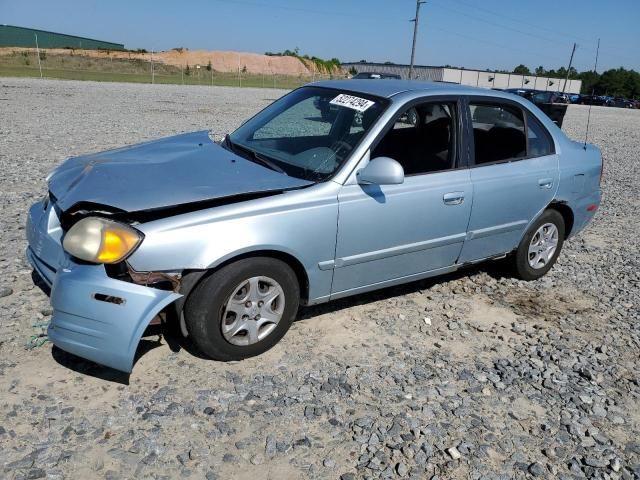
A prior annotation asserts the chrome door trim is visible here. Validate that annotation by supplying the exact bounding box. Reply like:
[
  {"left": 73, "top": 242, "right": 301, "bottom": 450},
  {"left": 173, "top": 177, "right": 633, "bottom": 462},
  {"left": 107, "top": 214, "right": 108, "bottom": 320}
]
[{"left": 466, "top": 220, "right": 528, "bottom": 240}]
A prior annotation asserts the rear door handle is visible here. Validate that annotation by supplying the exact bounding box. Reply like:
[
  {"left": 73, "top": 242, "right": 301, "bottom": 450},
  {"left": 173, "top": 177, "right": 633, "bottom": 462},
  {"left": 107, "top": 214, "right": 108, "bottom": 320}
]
[
  {"left": 443, "top": 192, "right": 464, "bottom": 205},
  {"left": 538, "top": 178, "right": 553, "bottom": 189}
]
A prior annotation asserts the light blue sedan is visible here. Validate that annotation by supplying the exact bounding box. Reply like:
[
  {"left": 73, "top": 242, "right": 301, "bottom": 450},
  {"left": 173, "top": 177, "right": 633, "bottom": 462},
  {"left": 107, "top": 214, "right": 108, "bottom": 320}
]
[{"left": 26, "top": 80, "right": 602, "bottom": 372}]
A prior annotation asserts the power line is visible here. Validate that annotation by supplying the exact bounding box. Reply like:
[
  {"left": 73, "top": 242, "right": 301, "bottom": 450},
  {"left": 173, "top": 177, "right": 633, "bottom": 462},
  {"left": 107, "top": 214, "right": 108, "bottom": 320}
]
[
  {"left": 426, "top": 24, "right": 569, "bottom": 66},
  {"left": 432, "top": 0, "right": 636, "bottom": 66},
  {"left": 446, "top": 0, "right": 592, "bottom": 43},
  {"left": 428, "top": 1, "right": 571, "bottom": 47},
  {"left": 210, "top": 0, "right": 634, "bottom": 70},
  {"left": 212, "top": 0, "right": 381, "bottom": 20}
]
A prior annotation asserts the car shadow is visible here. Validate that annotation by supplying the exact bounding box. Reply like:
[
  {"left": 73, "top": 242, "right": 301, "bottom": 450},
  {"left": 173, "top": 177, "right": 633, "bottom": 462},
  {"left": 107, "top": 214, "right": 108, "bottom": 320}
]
[
  {"left": 158, "top": 260, "right": 512, "bottom": 356},
  {"left": 160, "top": 312, "right": 212, "bottom": 360},
  {"left": 31, "top": 270, "right": 51, "bottom": 296},
  {"left": 51, "top": 347, "right": 130, "bottom": 384},
  {"left": 297, "top": 260, "right": 511, "bottom": 320},
  {"left": 361, "top": 184, "right": 386, "bottom": 204},
  {"left": 47, "top": 260, "right": 512, "bottom": 379}
]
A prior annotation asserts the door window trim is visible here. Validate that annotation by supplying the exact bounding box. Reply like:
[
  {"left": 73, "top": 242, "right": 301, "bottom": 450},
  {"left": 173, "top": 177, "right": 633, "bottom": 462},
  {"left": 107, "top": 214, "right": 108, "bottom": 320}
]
[
  {"left": 464, "top": 96, "right": 556, "bottom": 169},
  {"left": 368, "top": 95, "right": 468, "bottom": 176}
]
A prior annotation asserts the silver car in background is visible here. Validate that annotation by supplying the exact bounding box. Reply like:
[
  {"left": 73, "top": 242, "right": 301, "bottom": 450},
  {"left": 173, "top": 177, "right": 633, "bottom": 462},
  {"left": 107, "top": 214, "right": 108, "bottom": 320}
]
[{"left": 26, "top": 80, "right": 602, "bottom": 372}]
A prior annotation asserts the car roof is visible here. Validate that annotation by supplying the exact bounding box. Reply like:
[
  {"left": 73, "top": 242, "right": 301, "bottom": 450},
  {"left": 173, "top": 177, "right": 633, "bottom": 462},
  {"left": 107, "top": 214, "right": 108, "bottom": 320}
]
[{"left": 310, "top": 79, "right": 513, "bottom": 100}]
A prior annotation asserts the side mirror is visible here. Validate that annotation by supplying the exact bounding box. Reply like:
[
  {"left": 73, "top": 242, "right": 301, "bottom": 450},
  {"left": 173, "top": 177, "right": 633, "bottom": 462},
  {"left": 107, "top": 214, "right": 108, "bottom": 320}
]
[{"left": 357, "top": 157, "right": 404, "bottom": 185}]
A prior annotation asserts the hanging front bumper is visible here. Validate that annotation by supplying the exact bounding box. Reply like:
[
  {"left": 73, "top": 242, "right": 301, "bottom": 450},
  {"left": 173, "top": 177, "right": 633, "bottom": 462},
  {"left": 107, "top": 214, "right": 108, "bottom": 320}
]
[{"left": 26, "top": 199, "right": 181, "bottom": 372}]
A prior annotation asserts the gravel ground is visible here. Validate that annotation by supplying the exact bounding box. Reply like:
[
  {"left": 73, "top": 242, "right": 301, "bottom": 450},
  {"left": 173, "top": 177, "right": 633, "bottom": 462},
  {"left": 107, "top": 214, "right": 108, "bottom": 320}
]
[{"left": 0, "top": 78, "right": 638, "bottom": 480}]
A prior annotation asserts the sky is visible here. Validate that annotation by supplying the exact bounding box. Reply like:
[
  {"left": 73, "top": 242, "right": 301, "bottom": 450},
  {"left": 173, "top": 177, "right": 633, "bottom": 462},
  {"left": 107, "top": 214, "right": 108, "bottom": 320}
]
[{"left": 2, "top": 0, "right": 639, "bottom": 72}]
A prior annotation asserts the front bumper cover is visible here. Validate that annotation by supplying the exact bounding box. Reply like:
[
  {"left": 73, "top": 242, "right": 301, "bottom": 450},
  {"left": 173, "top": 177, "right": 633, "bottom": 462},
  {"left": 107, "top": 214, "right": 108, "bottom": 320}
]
[{"left": 27, "top": 199, "right": 181, "bottom": 372}]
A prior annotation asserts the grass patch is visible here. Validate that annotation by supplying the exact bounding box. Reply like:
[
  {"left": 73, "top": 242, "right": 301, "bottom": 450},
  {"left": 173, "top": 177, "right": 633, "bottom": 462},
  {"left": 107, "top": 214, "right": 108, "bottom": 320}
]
[{"left": 0, "top": 51, "right": 322, "bottom": 89}]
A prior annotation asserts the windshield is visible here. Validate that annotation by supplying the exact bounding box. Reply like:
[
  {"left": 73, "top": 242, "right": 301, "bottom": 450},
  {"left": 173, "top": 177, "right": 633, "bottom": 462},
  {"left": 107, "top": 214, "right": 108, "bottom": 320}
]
[{"left": 228, "top": 86, "right": 387, "bottom": 181}]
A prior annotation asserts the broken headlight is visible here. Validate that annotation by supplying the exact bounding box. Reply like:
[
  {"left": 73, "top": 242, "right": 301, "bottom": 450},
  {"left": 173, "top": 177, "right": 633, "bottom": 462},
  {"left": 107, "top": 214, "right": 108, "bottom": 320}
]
[{"left": 63, "top": 217, "right": 143, "bottom": 264}]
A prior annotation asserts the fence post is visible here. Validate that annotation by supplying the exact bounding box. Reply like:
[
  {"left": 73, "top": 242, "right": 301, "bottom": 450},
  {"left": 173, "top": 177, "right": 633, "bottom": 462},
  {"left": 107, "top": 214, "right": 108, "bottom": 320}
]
[
  {"left": 34, "top": 33, "right": 43, "bottom": 79},
  {"left": 150, "top": 50, "right": 155, "bottom": 84}
]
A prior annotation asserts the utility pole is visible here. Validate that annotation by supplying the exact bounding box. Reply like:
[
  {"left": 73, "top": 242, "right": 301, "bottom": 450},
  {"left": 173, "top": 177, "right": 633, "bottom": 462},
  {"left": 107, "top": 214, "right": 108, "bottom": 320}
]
[
  {"left": 409, "top": 0, "right": 426, "bottom": 80},
  {"left": 562, "top": 42, "right": 577, "bottom": 94}
]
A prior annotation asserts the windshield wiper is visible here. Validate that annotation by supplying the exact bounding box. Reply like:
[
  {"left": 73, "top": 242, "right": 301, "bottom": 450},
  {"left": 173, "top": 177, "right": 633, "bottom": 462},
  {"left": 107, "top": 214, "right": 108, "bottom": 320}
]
[
  {"left": 224, "top": 135, "right": 287, "bottom": 175},
  {"left": 250, "top": 151, "right": 287, "bottom": 175}
]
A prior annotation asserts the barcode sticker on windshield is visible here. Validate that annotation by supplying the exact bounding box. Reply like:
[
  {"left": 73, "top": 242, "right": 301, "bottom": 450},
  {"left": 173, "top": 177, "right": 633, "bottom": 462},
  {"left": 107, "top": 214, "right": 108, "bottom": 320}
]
[{"left": 329, "top": 94, "right": 375, "bottom": 112}]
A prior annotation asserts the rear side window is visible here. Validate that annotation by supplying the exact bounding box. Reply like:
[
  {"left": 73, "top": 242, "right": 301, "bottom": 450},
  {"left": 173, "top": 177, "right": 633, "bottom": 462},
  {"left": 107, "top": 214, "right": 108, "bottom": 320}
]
[
  {"left": 527, "top": 113, "right": 555, "bottom": 157},
  {"left": 470, "top": 103, "right": 526, "bottom": 164}
]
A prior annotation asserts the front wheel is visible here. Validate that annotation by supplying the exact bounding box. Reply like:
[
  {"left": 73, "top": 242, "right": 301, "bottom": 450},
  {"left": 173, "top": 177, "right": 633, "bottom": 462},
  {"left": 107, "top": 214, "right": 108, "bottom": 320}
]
[
  {"left": 512, "top": 209, "right": 565, "bottom": 281},
  {"left": 184, "top": 257, "right": 300, "bottom": 361}
]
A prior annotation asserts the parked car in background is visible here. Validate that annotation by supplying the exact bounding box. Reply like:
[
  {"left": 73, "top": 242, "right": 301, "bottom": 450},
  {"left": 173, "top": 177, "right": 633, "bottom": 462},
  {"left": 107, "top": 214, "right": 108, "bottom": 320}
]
[
  {"left": 505, "top": 88, "right": 536, "bottom": 100},
  {"left": 505, "top": 88, "right": 569, "bottom": 127},
  {"left": 506, "top": 89, "right": 570, "bottom": 104},
  {"left": 531, "top": 91, "right": 569, "bottom": 104},
  {"left": 27, "top": 80, "right": 602, "bottom": 372},
  {"left": 607, "top": 97, "right": 634, "bottom": 108},
  {"left": 523, "top": 91, "right": 570, "bottom": 126},
  {"left": 579, "top": 95, "right": 607, "bottom": 106},
  {"left": 352, "top": 72, "right": 402, "bottom": 80}
]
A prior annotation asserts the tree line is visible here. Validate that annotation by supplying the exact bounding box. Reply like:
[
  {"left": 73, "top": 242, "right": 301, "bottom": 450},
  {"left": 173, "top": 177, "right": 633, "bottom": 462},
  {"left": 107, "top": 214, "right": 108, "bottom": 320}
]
[
  {"left": 512, "top": 64, "right": 640, "bottom": 98},
  {"left": 264, "top": 48, "right": 341, "bottom": 73}
]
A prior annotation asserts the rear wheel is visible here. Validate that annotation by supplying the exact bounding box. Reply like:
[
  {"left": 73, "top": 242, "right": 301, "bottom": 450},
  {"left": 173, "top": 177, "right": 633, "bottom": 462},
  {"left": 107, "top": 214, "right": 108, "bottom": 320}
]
[
  {"left": 184, "top": 257, "right": 300, "bottom": 361},
  {"left": 512, "top": 209, "right": 565, "bottom": 280}
]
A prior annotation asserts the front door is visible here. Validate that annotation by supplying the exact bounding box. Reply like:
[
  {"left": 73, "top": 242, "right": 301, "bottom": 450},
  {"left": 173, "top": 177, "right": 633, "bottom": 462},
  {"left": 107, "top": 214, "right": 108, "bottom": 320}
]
[{"left": 330, "top": 100, "right": 473, "bottom": 297}]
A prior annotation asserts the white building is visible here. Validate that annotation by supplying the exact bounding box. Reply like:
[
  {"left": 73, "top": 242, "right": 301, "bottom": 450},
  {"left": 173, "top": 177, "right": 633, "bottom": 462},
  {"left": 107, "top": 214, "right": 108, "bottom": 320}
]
[{"left": 342, "top": 62, "right": 582, "bottom": 94}]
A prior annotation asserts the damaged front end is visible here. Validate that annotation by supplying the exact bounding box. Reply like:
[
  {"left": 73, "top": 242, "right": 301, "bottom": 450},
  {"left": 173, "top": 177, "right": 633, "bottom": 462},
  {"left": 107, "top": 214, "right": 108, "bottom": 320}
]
[
  {"left": 27, "top": 130, "right": 314, "bottom": 372},
  {"left": 27, "top": 197, "right": 182, "bottom": 372}
]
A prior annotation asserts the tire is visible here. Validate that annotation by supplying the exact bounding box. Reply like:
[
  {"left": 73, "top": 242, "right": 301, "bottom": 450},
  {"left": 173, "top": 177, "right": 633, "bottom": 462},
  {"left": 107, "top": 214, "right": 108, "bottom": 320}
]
[
  {"left": 512, "top": 209, "right": 565, "bottom": 281},
  {"left": 184, "top": 257, "right": 300, "bottom": 361}
]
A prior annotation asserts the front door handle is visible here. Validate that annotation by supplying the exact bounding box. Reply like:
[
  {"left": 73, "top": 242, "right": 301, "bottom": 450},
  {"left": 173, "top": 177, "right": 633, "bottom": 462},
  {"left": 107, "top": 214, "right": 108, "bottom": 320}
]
[
  {"left": 443, "top": 192, "right": 465, "bottom": 205},
  {"left": 538, "top": 178, "right": 553, "bottom": 189}
]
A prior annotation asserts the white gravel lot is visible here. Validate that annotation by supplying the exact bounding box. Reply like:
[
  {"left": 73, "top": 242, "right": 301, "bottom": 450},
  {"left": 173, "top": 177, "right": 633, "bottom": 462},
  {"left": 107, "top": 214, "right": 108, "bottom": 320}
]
[{"left": 0, "top": 78, "right": 639, "bottom": 480}]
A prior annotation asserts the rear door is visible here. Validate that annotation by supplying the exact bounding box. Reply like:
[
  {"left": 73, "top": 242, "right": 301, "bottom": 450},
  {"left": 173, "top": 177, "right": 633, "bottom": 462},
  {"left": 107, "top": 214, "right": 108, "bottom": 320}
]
[
  {"left": 458, "top": 97, "right": 559, "bottom": 263},
  {"left": 331, "top": 98, "right": 473, "bottom": 297}
]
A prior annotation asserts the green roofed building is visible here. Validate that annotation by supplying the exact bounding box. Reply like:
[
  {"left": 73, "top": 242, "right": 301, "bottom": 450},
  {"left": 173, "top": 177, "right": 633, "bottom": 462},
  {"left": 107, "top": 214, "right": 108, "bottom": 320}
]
[{"left": 0, "top": 25, "right": 125, "bottom": 50}]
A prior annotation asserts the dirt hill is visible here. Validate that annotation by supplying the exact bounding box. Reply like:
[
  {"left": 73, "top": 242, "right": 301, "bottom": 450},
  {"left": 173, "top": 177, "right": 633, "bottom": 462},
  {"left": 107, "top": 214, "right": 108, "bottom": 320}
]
[{"left": 0, "top": 47, "right": 343, "bottom": 76}]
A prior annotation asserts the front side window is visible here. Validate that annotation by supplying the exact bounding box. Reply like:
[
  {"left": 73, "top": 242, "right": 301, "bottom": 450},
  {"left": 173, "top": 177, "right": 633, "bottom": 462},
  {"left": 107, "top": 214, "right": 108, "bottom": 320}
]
[
  {"left": 470, "top": 103, "right": 526, "bottom": 165},
  {"left": 229, "top": 87, "right": 386, "bottom": 181},
  {"left": 371, "top": 102, "right": 457, "bottom": 175}
]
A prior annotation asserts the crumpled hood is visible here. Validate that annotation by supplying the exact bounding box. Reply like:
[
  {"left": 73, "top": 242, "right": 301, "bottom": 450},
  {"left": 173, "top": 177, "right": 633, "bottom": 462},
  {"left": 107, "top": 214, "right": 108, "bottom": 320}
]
[{"left": 48, "top": 131, "right": 313, "bottom": 212}]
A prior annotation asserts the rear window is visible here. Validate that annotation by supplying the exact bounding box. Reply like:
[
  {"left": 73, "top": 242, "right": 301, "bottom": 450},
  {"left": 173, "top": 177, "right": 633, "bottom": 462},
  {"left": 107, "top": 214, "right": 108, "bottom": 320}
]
[
  {"left": 470, "top": 102, "right": 556, "bottom": 165},
  {"left": 470, "top": 103, "right": 526, "bottom": 164}
]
